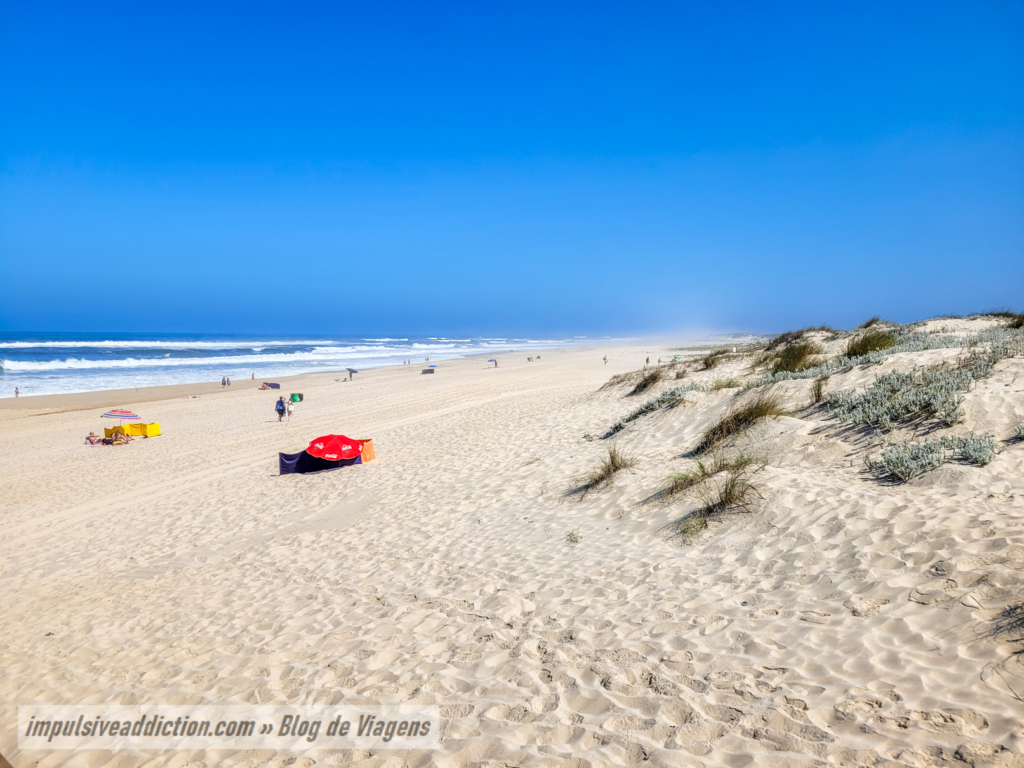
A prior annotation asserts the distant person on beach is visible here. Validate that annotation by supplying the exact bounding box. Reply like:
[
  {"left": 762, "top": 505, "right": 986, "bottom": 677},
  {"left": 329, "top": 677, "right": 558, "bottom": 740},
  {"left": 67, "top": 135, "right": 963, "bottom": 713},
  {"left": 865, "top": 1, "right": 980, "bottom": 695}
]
[
  {"left": 275, "top": 397, "right": 286, "bottom": 422},
  {"left": 221, "top": 377, "right": 226, "bottom": 388},
  {"left": 14, "top": 387, "right": 18, "bottom": 397},
  {"left": 286, "top": 400, "right": 294, "bottom": 420},
  {"left": 251, "top": 372, "right": 255, "bottom": 381},
  {"left": 603, "top": 356, "right": 608, "bottom": 364},
  {"left": 226, "top": 377, "right": 231, "bottom": 386}
]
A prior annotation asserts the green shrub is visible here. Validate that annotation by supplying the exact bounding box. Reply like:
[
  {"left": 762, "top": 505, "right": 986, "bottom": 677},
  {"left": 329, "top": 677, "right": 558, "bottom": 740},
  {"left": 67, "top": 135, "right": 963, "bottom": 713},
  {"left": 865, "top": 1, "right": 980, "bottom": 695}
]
[
  {"left": 868, "top": 433, "right": 998, "bottom": 482},
  {"left": 827, "top": 361, "right": 991, "bottom": 431}
]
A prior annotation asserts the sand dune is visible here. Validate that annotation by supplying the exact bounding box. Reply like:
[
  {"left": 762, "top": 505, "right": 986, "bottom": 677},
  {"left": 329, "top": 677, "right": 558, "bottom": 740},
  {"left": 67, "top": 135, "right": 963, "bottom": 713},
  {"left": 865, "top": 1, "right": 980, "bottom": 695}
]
[{"left": 2, "top": 325, "right": 1024, "bottom": 767}]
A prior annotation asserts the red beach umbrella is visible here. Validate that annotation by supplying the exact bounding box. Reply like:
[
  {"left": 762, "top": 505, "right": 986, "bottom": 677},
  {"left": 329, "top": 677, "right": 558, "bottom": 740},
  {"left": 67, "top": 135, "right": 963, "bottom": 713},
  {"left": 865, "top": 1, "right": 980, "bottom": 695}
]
[{"left": 306, "top": 434, "right": 363, "bottom": 461}]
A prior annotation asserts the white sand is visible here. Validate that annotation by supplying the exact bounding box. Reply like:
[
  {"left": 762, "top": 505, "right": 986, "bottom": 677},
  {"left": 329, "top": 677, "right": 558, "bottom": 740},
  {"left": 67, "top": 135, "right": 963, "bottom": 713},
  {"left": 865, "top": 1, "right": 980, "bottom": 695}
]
[{"left": 2, "top": 331, "right": 1024, "bottom": 767}]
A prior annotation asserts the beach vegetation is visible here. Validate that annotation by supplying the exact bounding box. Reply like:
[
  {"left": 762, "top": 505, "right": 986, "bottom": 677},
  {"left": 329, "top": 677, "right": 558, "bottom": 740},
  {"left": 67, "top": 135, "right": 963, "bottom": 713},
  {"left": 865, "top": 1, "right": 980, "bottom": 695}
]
[
  {"left": 565, "top": 528, "right": 582, "bottom": 545},
  {"left": 867, "top": 433, "right": 999, "bottom": 482},
  {"left": 603, "top": 383, "right": 702, "bottom": 438},
  {"left": 668, "top": 465, "right": 763, "bottom": 540},
  {"left": 692, "top": 391, "right": 785, "bottom": 454},
  {"left": 701, "top": 349, "right": 728, "bottom": 370},
  {"left": 600, "top": 371, "right": 641, "bottom": 390},
  {"left": 827, "top": 354, "right": 1003, "bottom": 431},
  {"left": 845, "top": 330, "right": 896, "bottom": 358},
  {"left": 659, "top": 452, "right": 758, "bottom": 499},
  {"left": 709, "top": 377, "right": 741, "bottom": 390},
  {"left": 765, "top": 326, "right": 834, "bottom": 352},
  {"left": 857, "top": 316, "right": 882, "bottom": 329},
  {"left": 771, "top": 340, "right": 823, "bottom": 374},
  {"left": 629, "top": 367, "right": 664, "bottom": 396},
  {"left": 569, "top": 445, "right": 637, "bottom": 497},
  {"left": 811, "top": 375, "right": 828, "bottom": 405}
]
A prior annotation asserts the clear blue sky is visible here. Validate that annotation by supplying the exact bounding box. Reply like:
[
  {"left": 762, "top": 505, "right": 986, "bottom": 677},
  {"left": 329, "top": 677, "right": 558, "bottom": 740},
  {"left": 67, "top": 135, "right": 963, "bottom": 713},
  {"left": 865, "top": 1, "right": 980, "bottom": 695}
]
[{"left": 1, "top": 1, "right": 1021, "bottom": 336}]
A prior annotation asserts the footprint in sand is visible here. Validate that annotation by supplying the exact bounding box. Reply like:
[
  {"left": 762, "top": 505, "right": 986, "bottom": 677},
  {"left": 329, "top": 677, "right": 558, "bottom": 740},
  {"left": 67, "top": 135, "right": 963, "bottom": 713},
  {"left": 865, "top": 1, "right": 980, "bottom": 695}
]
[{"left": 844, "top": 596, "right": 891, "bottom": 618}]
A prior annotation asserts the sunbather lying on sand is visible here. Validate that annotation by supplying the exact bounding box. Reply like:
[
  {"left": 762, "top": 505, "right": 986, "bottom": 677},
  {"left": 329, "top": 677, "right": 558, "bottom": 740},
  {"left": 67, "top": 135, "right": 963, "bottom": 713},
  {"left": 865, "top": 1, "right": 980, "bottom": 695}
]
[{"left": 85, "top": 432, "right": 101, "bottom": 445}]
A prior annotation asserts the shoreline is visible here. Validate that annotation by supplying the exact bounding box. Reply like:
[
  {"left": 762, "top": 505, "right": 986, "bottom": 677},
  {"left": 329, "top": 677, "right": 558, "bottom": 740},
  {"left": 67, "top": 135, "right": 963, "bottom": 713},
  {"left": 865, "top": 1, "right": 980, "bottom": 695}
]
[{"left": 0, "top": 344, "right": 606, "bottom": 413}]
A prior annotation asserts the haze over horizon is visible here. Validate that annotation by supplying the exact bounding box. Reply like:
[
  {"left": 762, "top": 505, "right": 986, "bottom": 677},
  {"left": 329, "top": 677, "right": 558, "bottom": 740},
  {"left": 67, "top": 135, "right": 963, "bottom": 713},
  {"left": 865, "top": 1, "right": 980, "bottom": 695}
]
[{"left": 2, "top": 1, "right": 1022, "bottom": 336}]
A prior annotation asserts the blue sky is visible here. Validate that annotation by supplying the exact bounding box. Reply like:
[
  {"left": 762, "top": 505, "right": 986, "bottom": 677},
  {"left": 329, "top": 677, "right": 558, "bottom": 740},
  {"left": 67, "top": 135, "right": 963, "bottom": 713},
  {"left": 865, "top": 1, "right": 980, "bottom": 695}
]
[{"left": 1, "top": 1, "right": 1021, "bottom": 336}]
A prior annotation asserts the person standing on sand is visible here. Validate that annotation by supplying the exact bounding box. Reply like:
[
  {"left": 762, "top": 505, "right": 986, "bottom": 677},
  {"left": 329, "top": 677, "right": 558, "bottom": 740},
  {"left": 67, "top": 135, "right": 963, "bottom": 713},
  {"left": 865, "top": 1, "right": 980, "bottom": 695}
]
[
  {"left": 226, "top": 377, "right": 231, "bottom": 386},
  {"left": 286, "top": 399, "right": 294, "bottom": 420},
  {"left": 251, "top": 372, "right": 255, "bottom": 381},
  {"left": 603, "top": 356, "right": 608, "bottom": 364},
  {"left": 14, "top": 387, "right": 19, "bottom": 397},
  {"left": 221, "top": 377, "right": 226, "bottom": 388},
  {"left": 275, "top": 396, "right": 286, "bottom": 422}
]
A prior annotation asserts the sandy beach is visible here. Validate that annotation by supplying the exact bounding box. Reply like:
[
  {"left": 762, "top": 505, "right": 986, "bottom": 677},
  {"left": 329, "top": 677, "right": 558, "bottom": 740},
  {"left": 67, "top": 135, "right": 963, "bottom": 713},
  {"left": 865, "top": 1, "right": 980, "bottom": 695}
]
[{"left": 3, "top": 322, "right": 1024, "bottom": 767}]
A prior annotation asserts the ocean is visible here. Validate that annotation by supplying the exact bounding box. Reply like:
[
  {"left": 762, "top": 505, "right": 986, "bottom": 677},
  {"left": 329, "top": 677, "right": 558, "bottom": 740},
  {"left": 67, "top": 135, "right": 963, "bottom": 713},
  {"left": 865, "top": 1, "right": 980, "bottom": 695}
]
[{"left": 0, "top": 333, "right": 575, "bottom": 397}]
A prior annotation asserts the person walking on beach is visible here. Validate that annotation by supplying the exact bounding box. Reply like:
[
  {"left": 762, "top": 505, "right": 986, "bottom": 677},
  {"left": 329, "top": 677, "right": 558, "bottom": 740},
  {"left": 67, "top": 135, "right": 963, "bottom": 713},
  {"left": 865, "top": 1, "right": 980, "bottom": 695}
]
[
  {"left": 275, "top": 396, "right": 286, "bottom": 422},
  {"left": 251, "top": 372, "right": 255, "bottom": 382},
  {"left": 226, "top": 377, "right": 231, "bottom": 386},
  {"left": 603, "top": 355, "right": 608, "bottom": 365},
  {"left": 221, "top": 376, "right": 226, "bottom": 388},
  {"left": 286, "top": 399, "right": 295, "bottom": 420},
  {"left": 14, "top": 387, "right": 18, "bottom": 397}
]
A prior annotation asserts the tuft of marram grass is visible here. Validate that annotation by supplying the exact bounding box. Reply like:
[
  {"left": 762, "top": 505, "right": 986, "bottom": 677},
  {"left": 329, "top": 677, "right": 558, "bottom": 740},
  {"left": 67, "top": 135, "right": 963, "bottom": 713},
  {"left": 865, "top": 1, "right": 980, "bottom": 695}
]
[
  {"left": 701, "top": 349, "right": 728, "bottom": 370},
  {"left": 1010, "top": 315, "right": 1024, "bottom": 330},
  {"left": 846, "top": 330, "right": 896, "bottom": 358},
  {"left": 660, "top": 453, "right": 758, "bottom": 498},
  {"left": 569, "top": 445, "right": 636, "bottom": 497},
  {"left": 629, "top": 367, "right": 664, "bottom": 396},
  {"left": 771, "top": 341, "right": 823, "bottom": 374},
  {"left": 811, "top": 375, "right": 828, "bottom": 405},
  {"left": 692, "top": 391, "right": 785, "bottom": 455},
  {"left": 857, "top": 316, "right": 882, "bottom": 329},
  {"left": 709, "top": 377, "right": 741, "bottom": 390},
  {"left": 669, "top": 466, "right": 763, "bottom": 539},
  {"left": 599, "top": 370, "right": 641, "bottom": 390}
]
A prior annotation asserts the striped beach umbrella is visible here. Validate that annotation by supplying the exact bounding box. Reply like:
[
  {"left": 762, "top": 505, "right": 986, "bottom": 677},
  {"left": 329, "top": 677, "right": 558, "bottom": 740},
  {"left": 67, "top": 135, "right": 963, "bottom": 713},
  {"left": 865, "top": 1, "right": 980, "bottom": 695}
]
[{"left": 101, "top": 409, "right": 142, "bottom": 423}]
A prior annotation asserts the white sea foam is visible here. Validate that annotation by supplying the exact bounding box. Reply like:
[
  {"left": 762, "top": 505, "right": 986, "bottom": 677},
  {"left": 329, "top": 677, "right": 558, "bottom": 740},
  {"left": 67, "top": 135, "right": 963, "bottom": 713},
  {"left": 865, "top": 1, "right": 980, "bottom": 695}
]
[{"left": 0, "top": 339, "right": 343, "bottom": 350}]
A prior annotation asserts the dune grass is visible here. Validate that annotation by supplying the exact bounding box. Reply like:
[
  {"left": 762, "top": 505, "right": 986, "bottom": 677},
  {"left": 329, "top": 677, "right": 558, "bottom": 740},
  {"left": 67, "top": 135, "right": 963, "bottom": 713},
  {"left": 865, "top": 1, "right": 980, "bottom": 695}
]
[
  {"left": 811, "top": 375, "right": 828, "bottom": 405},
  {"left": 845, "top": 330, "right": 896, "bottom": 358},
  {"left": 857, "top": 316, "right": 882, "bottom": 329},
  {"left": 701, "top": 349, "right": 728, "bottom": 370},
  {"left": 628, "top": 367, "right": 664, "bottom": 396},
  {"left": 659, "top": 452, "right": 757, "bottom": 498},
  {"left": 691, "top": 391, "right": 785, "bottom": 455},
  {"left": 708, "top": 377, "right": 741, "bottom": 390},
  {"left": 765, "top": 325, "right": 834, "bottom": 352},
  {"left": 1010, "top": 315, "right": 1024, "bottom": 330},
  {"left": 569, "top": 445, "right": 636, "bottom": 497},
  {"left": 771, "top": 341, "right": 823, "bottom": 374},
  {"left": 600, "top": 370, "right": 640, "bottom": 390},
  {"left": 667, "top": 466, "right": 763, "bottom": 539}
]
